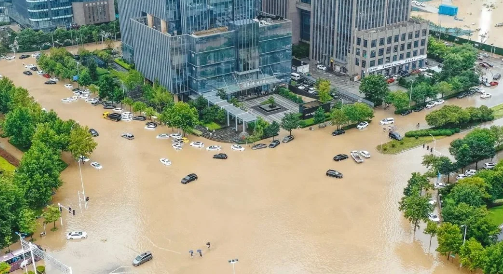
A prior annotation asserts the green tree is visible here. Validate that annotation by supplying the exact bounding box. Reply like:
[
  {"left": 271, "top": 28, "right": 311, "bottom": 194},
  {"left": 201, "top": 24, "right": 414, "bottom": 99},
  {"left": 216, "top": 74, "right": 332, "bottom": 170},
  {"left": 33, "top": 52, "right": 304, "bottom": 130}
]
[
  {"left": 0, "top": 77, "right": 15, "bottom": 113},
  {"left": 2, "top": 107, "right": 37, "bottom": 150},
  {"left": 359, "top": 74, "right": 389, "bottom": 105},
  {"left": 124, "top": 70, "right": 144, "bottom": 91},
  {"left": 476, "top": 169, "right": 503, "bottom": 202},
  {"left": 484, "top": 241, "right": 503, "bottom": 274},
  {"left": 411, "top": 82, "right": 432, "bottom": 104},
  {"left": 144, "top": 107, "right": 156, "bottom": 120},
  {"left": 425, "top": 105, "right": 470, "bottom": 128},
  {"left": 433, "top": 81, "right": 453, "bottom": 97},
  {"left": 150, "top": 85, "right": 174, "bottom": 111},
  {"left": 0, "top": 174, "right": 23, "bottom": 249},
  {"left": 97, "top": 74, "right": 117, "bottom": 100},
  {"left": 313, "top": 107, "right": 326, "bottom": 125},
  {"left": 9, "top": 87, "right": 34, "bottom": 111},
  {"left": 342, "top": 102, "right": 374, "bottom": 124},
  {"left": 436, "top": 222, "right": 463, "bottom": 260},
  {"left": 463, "top": 129, "right": 497, "bottom": 169},
  {"left": 0, "top": 262, "right": 10, "bottom": 274},
  {"left": 330, "top": 108, "right": 348, "bottom": 129},
  {"left": 448, "top": 178, "right": 489, "bottom": 207},
  {"left": 68, "top": 125, "right": 98, "bottom": 160},
  {"left": 424, "top": 221, "right": 438, "bottom": 249},
  {"left": 264, "top": 96, "right": 276, "bottom": 107},
  {"left": 264, "top": 121, "right": 280, "bottom": 140},
  {"left": 122, "top": 97, "right": 134, "bottom": 112},
  {"left": 398, "top": 193, "right": 432, "bottom": 234},
  {"left": 42, "top": 205, "right": 61, "bottom": 231},
  {"left": 77, "top": 68, "right": 92, "bottom": 88},
  {"left": 87, "top": 59, "right": 98, "bottom": 82},
  {"left": 132, "top": 101, "right": 147, "bottom": 115},
  {"left": 421, "top": 155, "right": 456, "bottom": 182},
  {"left": 17, "top": 208, "right": 38, "bottom": 240},
  {"left": 217, "top": 89, "right": 227, "bottom": 100},
  {"left": 280, "top": 113, "right": 301, "bottom": 136},
  {"left": 403, "top": 172, "right": 431, "bottom": 197},
  {"left": 387, "top": 90, "right": 410, "bottom": 111},
  {"left": 317, "top": 79, "right": 332, "bottom": 103},
  {"left": 459, "top": 238, "right": 486, "bottom": 272},
  {"left": 164, "top": 102, "right": 199, "bottom": 134},
  {"left": 32, "top": 123, "right": 65, "bottom": 152},
  {"left": 450, "top": 142, "right": 473, "bottom": 172}
]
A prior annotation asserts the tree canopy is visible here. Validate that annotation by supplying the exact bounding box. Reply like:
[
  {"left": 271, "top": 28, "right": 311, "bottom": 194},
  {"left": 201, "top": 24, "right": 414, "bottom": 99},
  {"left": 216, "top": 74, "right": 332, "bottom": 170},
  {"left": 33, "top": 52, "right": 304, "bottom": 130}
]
[{"left": 359, "top": 74, "right": 389, "bottom": 105}]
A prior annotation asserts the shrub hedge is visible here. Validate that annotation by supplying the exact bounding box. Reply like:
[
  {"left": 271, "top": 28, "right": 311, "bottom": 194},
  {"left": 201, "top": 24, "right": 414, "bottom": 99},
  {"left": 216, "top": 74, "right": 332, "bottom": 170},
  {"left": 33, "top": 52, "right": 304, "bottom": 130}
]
[
  {"left": 405, "top": 128, "right": 460, "bottom": 137},
  {"left": 277, "top": 87, "right": 304, "bottom": 104}
]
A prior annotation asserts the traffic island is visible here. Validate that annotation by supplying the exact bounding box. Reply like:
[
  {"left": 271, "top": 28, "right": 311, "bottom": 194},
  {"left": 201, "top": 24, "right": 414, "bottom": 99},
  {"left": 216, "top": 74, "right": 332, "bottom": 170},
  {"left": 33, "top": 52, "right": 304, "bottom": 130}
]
[{"left": 377, "top": 136, "right": 447, "bottom": 154}]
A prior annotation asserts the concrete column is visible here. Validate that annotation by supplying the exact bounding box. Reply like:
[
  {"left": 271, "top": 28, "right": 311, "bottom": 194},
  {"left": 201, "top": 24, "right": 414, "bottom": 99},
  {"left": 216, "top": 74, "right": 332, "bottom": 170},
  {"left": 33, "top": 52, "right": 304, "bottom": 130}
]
[
  {"left": 227, "top": 112, "right": 230, "bottom": 126},
  {"left": 161, "top": 20, "right": 168, "bottom": 33},
  {"left": 243, "top": 122, "right": 246, "bottom": 133},
  {"left": 147, "top": 14, "right": 153, "bottom": 28},
  {"left": 235, "top": 116, "right": 238, "bottom": 131}
]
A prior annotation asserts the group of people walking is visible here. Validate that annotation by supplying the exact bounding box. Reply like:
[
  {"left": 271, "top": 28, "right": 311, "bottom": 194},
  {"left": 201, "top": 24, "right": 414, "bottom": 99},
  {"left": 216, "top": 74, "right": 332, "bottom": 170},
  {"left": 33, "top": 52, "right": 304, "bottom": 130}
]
[{"left": 189, "top": 242, "right": 211, "bottom": 258}]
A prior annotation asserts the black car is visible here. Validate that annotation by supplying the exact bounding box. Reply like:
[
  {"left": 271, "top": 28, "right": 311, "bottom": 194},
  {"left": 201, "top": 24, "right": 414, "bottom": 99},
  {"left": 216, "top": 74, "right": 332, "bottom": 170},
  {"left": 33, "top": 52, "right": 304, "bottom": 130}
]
[
  {"left": 146, "top": 122, "right": 158, "bottom": 128},
  {"left": 89, "top": 128, "right": 99, "bottom": 137},
  {"left": 332, "top": 129, "right": 346, "bottom": 136},
  {"left": 181, "top": 173, "right": 198, "bottom": 184},
  {"left": 101, "top": 101, "right": 114, "bottom": 106},
  {"left": 326, "top": 169, "right": 343, "bottom": 178},
  {"left": 30, "top": 66, "right": 38, "bottom": 71},
  {"left": 121, "top": 133, "right": 134, "bottom": 140},
  {"left": 23, "top": 71, "right": 32, "bottom": 75},
  {"left": 132, "top": 251, "right": 153, "bottom": 267},
  {"left": 269, "top": 140, "right": 280, "bottom": 148},
  {"left": 389, "top": 131, "right": 403, "bottom": 141},
  {"left": 401, "top": 109, "right": 412, "bottom": 116},
  {"left": 103, "top": 105, "right": 115, "bottom": 109},
  {"left": 282, "top": 135, "right": 294, "bottom": 143},
  {"left": 333, "top": 154, "right": 348, "bottom": 161},
  {"left": 413, "top": 106, "right": 424, "bottom": 112},
  {"left": 213, "top": 153, "right": 228, "bottom": 159},
  {"left": 45, "top": 80, "right": 57, "bottom": 85},
  {"left": 252, "top": 143, "right": 267, "bottom": 150},
  {"left": 19, "top": 54, "right": 30, "bottom": 59},
  {"left": 133, "top": 115, "right": 146, "bottom": 121},
  {"left": 456, "top": 93, "right": 467, "bottom": 99}
]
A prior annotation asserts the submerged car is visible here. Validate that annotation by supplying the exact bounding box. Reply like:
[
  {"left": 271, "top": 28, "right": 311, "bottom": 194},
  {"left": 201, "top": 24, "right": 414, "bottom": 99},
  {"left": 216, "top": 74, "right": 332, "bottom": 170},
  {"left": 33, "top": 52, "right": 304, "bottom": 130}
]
[
  {"left": 269, "top": 140, "right": 280, "bottom": 148},
  {"left": 333, "top": 154, "right": 348, "bottom": 161},
  {"left": 159, "top": 158, "right": 172, "bottom": 166},
  {"left": 133, "top": 115, "right": 147, "bottom": 121},
  {"left": 132, "top": 252, "right": 153, "bottom": 267},
  {"left": 206, "top": 145, "right": 222, "bottom": 151},
  {"left": 121, "top": 133, "right": 134, "bottom": 140},
  {"left": 66, "top": 231, "right": 87, "bottom": 240},
  {"left": 156, "top": 134, "right": 170, "bottom": 139},
  {"left": 356, "top": 122, "right": 369, "bottom": 129},
  {"left": 252, "top": 143, "right": 267, "bottom": 150},
  {"left": 181, "top": 173, "right": 198, "bottom": 184},
  {"left": 401, "top": 109, "right": 412, "bottom": 116},
  {"left": 213, "top": 153, "right": 228, "bottom": 159},
  {"left": 282, "top": 135, "right": 294, "bottom": 143},
  {"left": 359, "top": 151, "right": 371, "bottom": 158},
  {"left": 332, "top": 129, "right": 345, "bottom": 136},
  {"left": 90, "top": 162, "right": 103, "bottom": 170},
  {"left": 231, "top": 144, "right": 245, "bottom": 151},
  {"left": 326, "top": 169, "right": 343, "bottom": 178},
  {"left": 89, "top": 128, "right": 99, "bottom": 137},
  {"left": 190, "top": 141, "right": 204, "bottom": 148}
]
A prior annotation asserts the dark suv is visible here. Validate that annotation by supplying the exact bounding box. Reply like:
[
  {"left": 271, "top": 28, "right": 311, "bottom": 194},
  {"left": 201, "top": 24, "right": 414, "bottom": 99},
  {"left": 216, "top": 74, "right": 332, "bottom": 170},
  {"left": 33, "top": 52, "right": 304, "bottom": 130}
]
[
  {"left": 269, "top": 140, "right": 280, "bottom": 148},
  {"left": 132, "top": 251, "right": 153, "bottom": 267},
  {"left": 181, "top": 173, "right": 198, "bottom": 184},
  {"left": 389, "top": 131, "right": 403, "bottom": 141},
  {"left": 332, "top": 129, "right": 345, "bottom": 136}
]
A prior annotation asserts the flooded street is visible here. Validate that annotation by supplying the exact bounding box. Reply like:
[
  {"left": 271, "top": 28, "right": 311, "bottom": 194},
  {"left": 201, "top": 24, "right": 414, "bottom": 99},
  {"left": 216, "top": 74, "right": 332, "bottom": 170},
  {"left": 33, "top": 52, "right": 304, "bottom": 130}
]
[{"left": 2, "top": 45, "right": 503, "bottom": 273}]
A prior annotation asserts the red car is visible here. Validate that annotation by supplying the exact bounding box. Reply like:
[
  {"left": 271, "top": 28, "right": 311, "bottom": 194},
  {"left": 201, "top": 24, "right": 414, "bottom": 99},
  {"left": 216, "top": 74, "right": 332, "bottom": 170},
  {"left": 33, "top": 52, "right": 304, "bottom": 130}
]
[
  {"left": 490, "top": 81, "right": 499, "bottom": 86},
  {"left": 480, "top": 63, "right": 488, "bottom": 68},
  {"left": 387, "top": 78, "right": 395, "bottom": 84},
  {"left": 43, "top": 73, "right": 50, "bottom": 78}
]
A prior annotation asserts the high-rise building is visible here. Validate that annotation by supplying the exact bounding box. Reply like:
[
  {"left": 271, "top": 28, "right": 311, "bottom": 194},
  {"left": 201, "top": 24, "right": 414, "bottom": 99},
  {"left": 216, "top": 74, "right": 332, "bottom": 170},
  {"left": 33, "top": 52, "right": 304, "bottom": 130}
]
[
  {"left": 9, "top": 0, "right": 115, "bottom": 30},
  {"left": 118, "top": 0, "right": 292, "bottom": 97},
  {"left": 262, "top": 0, "right": 310, "bottom": 43}
]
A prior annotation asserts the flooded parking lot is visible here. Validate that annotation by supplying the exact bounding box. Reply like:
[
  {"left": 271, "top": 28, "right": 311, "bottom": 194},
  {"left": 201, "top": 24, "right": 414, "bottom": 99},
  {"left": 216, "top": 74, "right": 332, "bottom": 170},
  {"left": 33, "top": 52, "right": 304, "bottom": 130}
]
[{"left": 2, "top": 45, "right": 503, "bottom": 273}]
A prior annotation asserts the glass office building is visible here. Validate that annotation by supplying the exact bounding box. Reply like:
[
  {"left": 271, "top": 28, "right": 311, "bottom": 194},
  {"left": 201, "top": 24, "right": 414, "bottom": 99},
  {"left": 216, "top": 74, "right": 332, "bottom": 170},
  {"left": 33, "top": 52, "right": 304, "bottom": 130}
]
[
  {"left": 119, "top": 0, "right": 292, "bottom": 97},
  {"left": 12, "top": 0, "right": 73, "bottom": 30}
]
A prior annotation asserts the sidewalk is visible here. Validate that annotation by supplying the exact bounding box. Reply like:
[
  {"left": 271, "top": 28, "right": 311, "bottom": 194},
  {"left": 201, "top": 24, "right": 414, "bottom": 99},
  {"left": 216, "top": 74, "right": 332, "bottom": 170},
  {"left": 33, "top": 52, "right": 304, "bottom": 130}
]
[{"left": 0, "top": 137, "right": 24, "bottom": 163}]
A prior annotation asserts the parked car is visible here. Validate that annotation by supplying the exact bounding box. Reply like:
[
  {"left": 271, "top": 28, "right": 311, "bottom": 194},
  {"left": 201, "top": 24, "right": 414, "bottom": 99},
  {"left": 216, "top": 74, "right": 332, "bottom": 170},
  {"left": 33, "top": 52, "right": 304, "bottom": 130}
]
[
  {"left": 231, "top": 144, "right": 245, "bottom": 151},
  {"left": 456, "top": 92, "right": 467, "bottom": 99},
  {"left": 435, "top": 99, "right": 445, "bottom": 105},
  {"left": 132, "top": 252, "right": 153, "bottom": 267},
  {"left": 389, "top": 131, "right": 403, "bottom": 141},
  {"left": 332, "top": 129, "right": 345, "bottom": 136},
  {"left": 356, "top": 121, "right": 369, "bottom": 129},
  {"left": 425, "top": 101, "right": 437, "bottom": 109},
  {"left": 45, "top": 80, "right": 56, "bottom": 84},
  {"left": 490, "top": 81, "right": 498, "bottom": 86},
  {"left": 66, "top": 231, "right": 87, "bottom": 240},
  {"left": 269, "top": 140, "right": 280, "bottom": 148},
  {"left": 428, "top": 214, "right": 440, "bottom": 223},
  {"left": 206, "top": 145, "right": 222, "bottom": 151},
  {"left": 159, "top": 158, "right": 172, "bottom": 166},
  {"left": 190, "top": 141, "right": 204, "bottom": 148},
  {"left": 465, "top": 169, "right": 477, "bottom": 176},
  {"left": 23, "top": 71, "right": 32, "bottom": 75},
  {"left": 333, "top": 154, "right": 348, "bottom": 161},
  {"left": 282, "top": 135, "right": 294, "bottom": 143},
  {"left": 133, "top": 115, "right": 147, "bottom": 121},
  {"left": 387, "top": 78, "right": 395, "bottom": 84},
  {"left": 121, "top": 133, "right": 135, "bottom": 140},
  {"left": 181, "top": 173, "right": 198, "bottom": 184},
  {"left": 90, "top": 162, "right": 102, "bottom": 170},
  {"left": 401, "top": 109, "right": 412, "bottom": 116},
  {"left": 19, "top": 54, "right": 30, "bottom": 59},
  {"left": 252, "top": 143, "right": 267, "bottom": 150},
  {"left": 359, "top": 151, "right": 371, "bottom": 158},
  {"left": 88, "top": 128, "right": 99, "bottom": 137},
  {"left": 30, "top": 66, "right": 38, "bottom": 71},
  {"left": 317, "top": 64, "right": 327, "bottom": 70},
  {"left": 413, "top": 105, "right": 424, "bottom": 112},
  {"left": 481, "top": 93, "right": 492, "bottom": 99},
  {"left": 484, "top": 162, "right": 496, "bottom": 169},
  {"left": 213, "top": 153, "right": 228, "bottom": 159},
  {"left": 380, "top": 117, "right": 394, "bottom": 125},
  {"left": 326, "top": 169, "right": 343, "bottom": 178}
]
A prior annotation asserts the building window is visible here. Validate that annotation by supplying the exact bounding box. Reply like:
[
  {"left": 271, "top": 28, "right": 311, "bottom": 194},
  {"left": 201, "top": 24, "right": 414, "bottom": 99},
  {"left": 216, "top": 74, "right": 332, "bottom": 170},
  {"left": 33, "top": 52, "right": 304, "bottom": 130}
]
[
  {"left": 394, "top": 45, "right": 398, "bottom": 52},
  {"left": 401, "top": 33, "right": 406, "bottom": 41},
  {"left": 407, "top": 43, "right": 411, "bottom": 50},
  {"left": 406, "top": 52, "right": 411, "bottom": 58},
  {"left": 378, "top": 48, "right": 384, "bottom": 56},
  {"left": 394, "top": 35, "right": 399, "bottom": 42},
  {"left": 414, "top": 41, "right": 418, "bottom": 48},
  {"left": 386, "top": 57, "right": 390, "bottom": 62},
  {"left": 363, "top": 39, "right": 368, "bottom": 47},
  {"left": 363, "top": 50, "right": 367, "bottom": 57},
  {"left": 400, "top": 44, "right": 405, "bottom": 51},
  {"left": 393, "top": 55, "right": 397, "bottom": 61},
  {"left": 362, "top": 60, "right": 366, "bottom": 68},
  {"left": 379, "top": 38, "right": 384, "bottom": 46},
  {"left": 399, "top": 53, "right": 404, "bottom": 60},
  {"left": 420, "top": 48, "right": 425, "bottom": 55},
  {"left": 370, "top": 50, "right": 376, "bottom": 58},
  {"left": 300, "top": 10, "right": 311, "bottom": 41},
  {"left": 355, "top": 58, "right": 359, "bottom": 66},
  {"left": 422, "top": 29, "right": 427, "bottom": 36},
  {"left": 386, "top": 47, "right": 391, "bottom": 54},
  {"left": 356, "top": 48, "right": 360, "bottom": 56},
  {"left": 408, "top": 32, "right": 412, "bottom": 39},
  {"left": 371, "top": 39, "right": 376, "bottom": 47},
  {"left": 413, "top": 50, "right": 417, "bottom": 57},
  {"left": 415, "top": 30, "right": 420, "bottom": 38},
  {"left": 387, "top": 36, "right": 392, "bottom": 44},
  {"left": 370, "top": 60, "right": 375, "bottom": 67},
  {"left": 378, "top": 58, "right": 383, "bottom": 65},
  {"left": 421, "top": 39, "right": 426, "bottom": 46},
  {"left": 357, "top": 37, "right": 361, "bottom": 46}
]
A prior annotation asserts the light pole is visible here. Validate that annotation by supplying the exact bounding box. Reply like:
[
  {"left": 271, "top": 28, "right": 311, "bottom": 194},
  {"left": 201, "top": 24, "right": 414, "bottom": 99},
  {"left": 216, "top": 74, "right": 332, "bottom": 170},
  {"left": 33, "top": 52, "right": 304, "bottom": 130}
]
[
  {"left": 228, "top": 259, "right": 239, "bottom": 274},
  {"left": 460, "top": 224, "right": 468, "bottom": 267},
  {"left": 15, "top": 232, "right": 28, "bottom": 274},
  {"left": 71, "top": 122, "right": 87, "bottom": 211},
  {"left": 429, "top": 133, "right": 437, "bottom": 154},
  {"left": 409, "top": 80, "right": 415, "bottom": 109}
]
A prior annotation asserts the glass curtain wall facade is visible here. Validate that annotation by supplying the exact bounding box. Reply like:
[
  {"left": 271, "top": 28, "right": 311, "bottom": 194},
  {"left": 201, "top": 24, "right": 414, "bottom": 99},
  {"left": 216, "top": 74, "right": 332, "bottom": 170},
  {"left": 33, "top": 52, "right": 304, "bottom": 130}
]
[
  {"left": 13, "top": 0, "right": 73, "bottom": 30},
  {"left": 119, "top": 0, "right": 291, "bottom": 96}
]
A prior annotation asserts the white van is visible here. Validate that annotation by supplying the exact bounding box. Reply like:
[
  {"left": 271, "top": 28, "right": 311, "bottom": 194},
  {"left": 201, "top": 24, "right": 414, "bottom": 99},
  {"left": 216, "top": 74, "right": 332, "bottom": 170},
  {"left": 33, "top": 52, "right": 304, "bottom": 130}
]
[{"left": 291, "top": 73, "right": 301, "bottom": 81}]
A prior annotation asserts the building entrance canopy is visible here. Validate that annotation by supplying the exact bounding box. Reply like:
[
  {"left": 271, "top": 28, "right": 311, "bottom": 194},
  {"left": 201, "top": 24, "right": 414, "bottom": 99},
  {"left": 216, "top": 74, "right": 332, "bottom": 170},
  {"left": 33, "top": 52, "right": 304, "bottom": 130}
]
[
  {"left": 222, "top": 75, "right": 283, "bottom": 95},
  {"left": 204, "top": 91, "right": 257, "bottom": 132}
]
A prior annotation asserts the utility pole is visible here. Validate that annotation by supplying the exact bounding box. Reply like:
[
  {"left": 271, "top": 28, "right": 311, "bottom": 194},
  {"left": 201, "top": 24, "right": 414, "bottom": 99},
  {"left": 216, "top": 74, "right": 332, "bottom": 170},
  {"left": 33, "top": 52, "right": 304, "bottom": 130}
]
[{"left": 228, "top": 259, "right": 239, "bottom": 274}]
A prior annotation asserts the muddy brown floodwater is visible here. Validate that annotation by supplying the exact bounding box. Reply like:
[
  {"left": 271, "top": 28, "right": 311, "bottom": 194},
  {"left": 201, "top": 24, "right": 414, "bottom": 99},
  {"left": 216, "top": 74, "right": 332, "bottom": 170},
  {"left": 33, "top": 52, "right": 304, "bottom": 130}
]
[{"left": 2, "top": 44, "right": 503, "bottom": 274}]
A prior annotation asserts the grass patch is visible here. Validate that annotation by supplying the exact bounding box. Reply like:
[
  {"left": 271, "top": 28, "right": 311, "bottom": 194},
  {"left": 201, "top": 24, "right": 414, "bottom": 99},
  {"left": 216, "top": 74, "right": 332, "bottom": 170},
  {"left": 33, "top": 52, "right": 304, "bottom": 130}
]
[
  {"left": 114, "top": 58, "right": 132, "bottom": 70},
  {"left": 491, "top": 104, "right": 503, "bottom": 120},
  {"left": 377, "top": 136, "right": 446, "bottom": 154},
  {"left": 204, "top": 122, "right": 221, "bottom": 131},
  {"left": 488, "top": 205, "right": 503, "bottom": 226},
  {"left": 97, "top": 67, "right": 109, "bottom": 76},
  {"left": 0, "top": 156, "right": 16, "bottom": 173}
]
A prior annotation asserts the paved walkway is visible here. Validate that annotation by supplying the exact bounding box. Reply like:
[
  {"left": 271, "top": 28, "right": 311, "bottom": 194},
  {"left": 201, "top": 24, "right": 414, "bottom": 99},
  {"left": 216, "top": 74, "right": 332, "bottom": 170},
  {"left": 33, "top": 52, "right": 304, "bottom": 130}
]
[
  {"left": 308, "top": 66, "right": 362, "bottom": 95},
  {"left": 242, "top": 94, "right": 299, "bottom": 124},
  {"left": 0, "top": 137, "right": 24, "bottom": 162}
]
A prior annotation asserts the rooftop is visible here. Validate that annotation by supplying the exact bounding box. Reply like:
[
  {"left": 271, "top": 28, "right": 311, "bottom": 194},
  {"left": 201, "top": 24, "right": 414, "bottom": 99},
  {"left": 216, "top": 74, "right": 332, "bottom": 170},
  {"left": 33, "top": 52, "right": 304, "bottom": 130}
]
[{"left": 192, "top": 26, "right": 229, "bottom": 37}]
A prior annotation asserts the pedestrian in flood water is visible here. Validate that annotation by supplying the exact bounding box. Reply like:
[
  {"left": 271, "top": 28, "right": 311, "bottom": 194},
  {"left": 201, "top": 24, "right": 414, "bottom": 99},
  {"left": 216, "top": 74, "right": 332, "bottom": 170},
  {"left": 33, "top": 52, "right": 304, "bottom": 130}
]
[
  {"left": 197, "top": 249, "right": 202, "bottom": 257},
  {"left": 427, "top": 145, "right": 429, "bottom": 150},
  {"left": 206, "top": 242, "right": 210, "bottom": 249},
  {"left": 189, "top": 250, "right": 194, "bottom": 258},
  {"left": 423, "top": 144, "right": 425, "bottom": 148},
  {"left": 430, "top": 148, "right": 433, "bottom": 153}
]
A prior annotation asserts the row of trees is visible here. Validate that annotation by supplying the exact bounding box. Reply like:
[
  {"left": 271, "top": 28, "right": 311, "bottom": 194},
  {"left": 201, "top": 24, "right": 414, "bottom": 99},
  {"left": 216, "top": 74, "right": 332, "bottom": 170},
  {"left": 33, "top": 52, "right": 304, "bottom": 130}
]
[
  {"left": 425, "top": 105, "right": 494, "bottom": 128},
  {"left": 0, "top": 77, "right": 97, "bottom": 249},
  {"left": 330, "top": 102, "right": 375, "bottom": 129}
]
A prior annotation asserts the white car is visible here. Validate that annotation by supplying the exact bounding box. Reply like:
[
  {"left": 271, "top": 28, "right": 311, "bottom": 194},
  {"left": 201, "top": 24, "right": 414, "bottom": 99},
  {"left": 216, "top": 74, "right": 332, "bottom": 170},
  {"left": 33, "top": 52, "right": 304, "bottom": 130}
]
[
  {"left": 481, "top": 93, "right": 492, "bottom": 99},
  {"left": 64, "top": 84, "right": 73, "bottom": 89},
  {"left": 145, "top": 124, "right": 156, "bottom": 130},
  {"left": 419, "top": 67, "right": 428, "bottom": 72},
  {"left": 356, "top": 121, "right": 369, "bottom": 129},
  {"left": 66, "top": 231, "right": 87, "bottom": 240},
  {"left": 456, "top": 174, "right": 468, "bottom": 181},
  {"left": 69, "top": 96, "right": 78, "bottom": 101},
  {"left": 435, "top": 99, "right": 445, "bottom": 105},
  {"left": 37, "top": 70, "right": 44, "bottom": 75},
  {"left": 317, "top": 64, "right": 327, "bottom": 70},
  {"left": 429, "top": 199, "right": 437, "bottom": 205},
  {"left": 359, "top": 151, "right": 371, "bottom": 158},
  {"left": 5, "top": 56, "right": 15, "bottom": 60},
  {"left": 50, "top": 77, "right": 59, "bottom": 82},
  {"left": 308, "top": 87, "right": 316, "bottom": 94},
  {"left": 113, "top": 107, "right": 123, "bottom": 112},
  {"left": 24, "top": 64, "right": 35, "bottom": 69},
  {"left": 61, "top": 98, "right": 71, "bottom": 103},
  {"left": 379, "top": 118, "right": 394, "bottom": 125},
  {"left": 156, "top": 134, "right": 170, "bottom": 139},
  {"left": 465, "top": 169, "right": 477, "bottom": 176},
  {"left": 31, "top": 53, "right": 40, "bottom": 58},
  {"left": 190, "top": 141, "right": 204, "bottom": 148},
  {"left": 90, "top": 162, "right": 103, "bottom": 170},
  {"left": 231, "top": 144, "right": 245, "bottom": 151},
  {"left": 85, "top": 98, "right": 98, "bottom": 104},
  {"left": 206, "top": 145, "right": 222, "bottom": 151},
  {"left": 425, "top": 102, "right": 437, "bottom": 109},
  {"left": 484, "top": 162, "right": 496, "bottom": 169},
  {"left": 170, "top": 133, "right": 182, "bottom": 139},
  {"left": 79, "top": 94, "right": 89, "bottom": 99},
  {"left": 298, "top": 85, "right": 306, "bottom": 90},
  {"left": 172, "top": 143, "right": 183, "bottom": 150},
  {"left": 428, "top": 214, "right": 440, "bottom": 223},
  {"left": 78, "top": 155, "right": 90, "bottom": 162},
  {"left": 434, "top": 182, "right": 446, "bottom": 189},
  {"left": 159, "top": 158, "right": 172, "bottom": 166}
]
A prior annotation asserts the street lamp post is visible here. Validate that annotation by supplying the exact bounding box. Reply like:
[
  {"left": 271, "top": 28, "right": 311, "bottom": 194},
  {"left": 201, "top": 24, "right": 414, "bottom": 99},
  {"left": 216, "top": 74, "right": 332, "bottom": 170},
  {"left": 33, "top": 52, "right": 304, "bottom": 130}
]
[
  {"left": 71, "top": 122, "right": 87, "bottom": 211},
  {"left": 228, "top": 259, "right": 239, "bottom": 274},
  {"left": 460, "top": 224, "right": 468, "bottom": 267},
  {"left": 15, "top": 232, "right": 28, "bottom": 274},
  {"left": 409, "top": 80, "right": 415, "bottom": 109}
]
